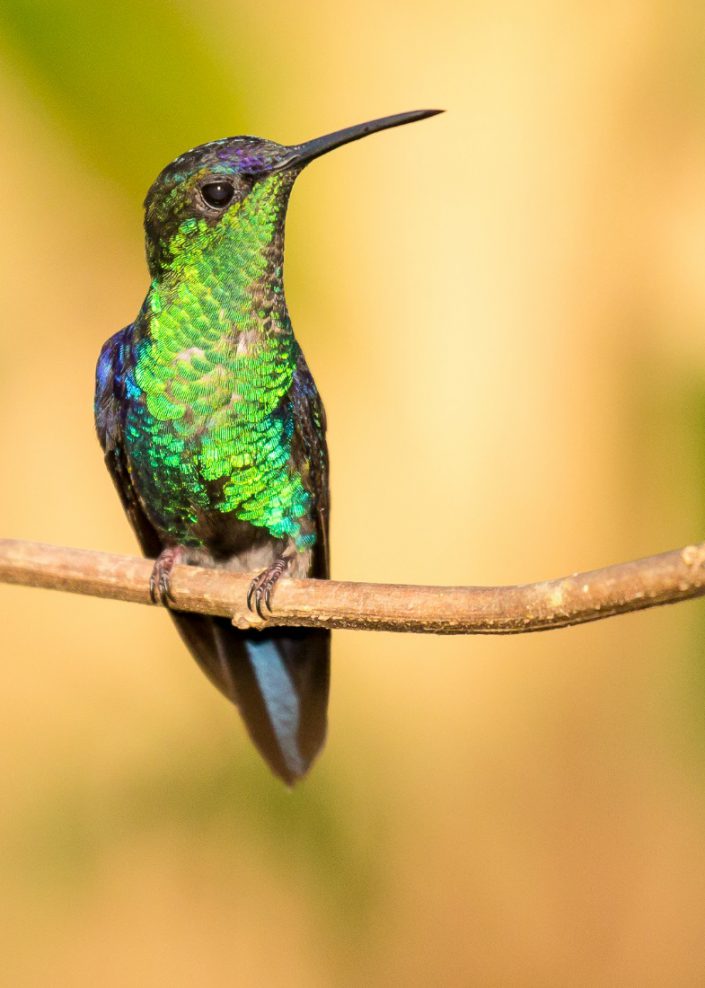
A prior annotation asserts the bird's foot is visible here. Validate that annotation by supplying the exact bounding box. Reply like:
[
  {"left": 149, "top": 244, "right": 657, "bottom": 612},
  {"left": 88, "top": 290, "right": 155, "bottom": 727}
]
[
  {"left": 149, "top": 546, "right": 186, "bottom": 606},
  {"left": 247, "top": 556, "right": 290, "bottom": 620}
]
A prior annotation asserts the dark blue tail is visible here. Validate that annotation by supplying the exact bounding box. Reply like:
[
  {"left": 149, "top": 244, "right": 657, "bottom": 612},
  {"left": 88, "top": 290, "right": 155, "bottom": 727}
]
[{"left": 170, "top": 613, "right": 329, "bottom": 784}]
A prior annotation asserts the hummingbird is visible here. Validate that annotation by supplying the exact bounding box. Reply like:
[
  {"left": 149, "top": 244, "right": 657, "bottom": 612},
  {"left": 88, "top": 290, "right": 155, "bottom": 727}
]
[{"left": 95, "top": 109, "right": 441, "bottom": 784}]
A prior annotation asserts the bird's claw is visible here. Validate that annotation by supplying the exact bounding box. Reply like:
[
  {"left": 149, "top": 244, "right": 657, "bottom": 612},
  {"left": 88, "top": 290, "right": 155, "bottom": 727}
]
[
  {"left": 149, "top": 547, "right": 183, "bottom": 606},
  {"left": 247, "top": 558, "right": 288, "bottom": 620},
  {"left": 246, "top": 580, "right": 259, "bottom": 616}
]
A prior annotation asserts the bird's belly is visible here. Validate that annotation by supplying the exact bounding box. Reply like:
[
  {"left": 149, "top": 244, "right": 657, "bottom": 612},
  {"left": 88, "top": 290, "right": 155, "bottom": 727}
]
[{"left": 124, "top": 402, "right": 310, "bottom": 550}]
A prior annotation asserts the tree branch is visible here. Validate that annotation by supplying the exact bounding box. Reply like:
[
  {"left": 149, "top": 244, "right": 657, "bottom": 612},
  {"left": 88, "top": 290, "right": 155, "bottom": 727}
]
[{"left": 1, "top": 538, "right": 705, "bottom": 634}]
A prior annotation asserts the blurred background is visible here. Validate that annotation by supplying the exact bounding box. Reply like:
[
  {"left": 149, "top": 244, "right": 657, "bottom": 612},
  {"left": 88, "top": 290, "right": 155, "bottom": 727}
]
[{"left": 2, "top": 1, "right": 705, "bottom": 984}]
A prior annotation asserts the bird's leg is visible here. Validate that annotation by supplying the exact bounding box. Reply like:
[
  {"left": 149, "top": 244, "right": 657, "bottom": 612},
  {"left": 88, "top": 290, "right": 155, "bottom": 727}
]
[
  {"left": 247, "top": 552, "right": 293, "bottom": 620},
  {"left": 149, "top": 546, "right": 187, "bottom": 606}
]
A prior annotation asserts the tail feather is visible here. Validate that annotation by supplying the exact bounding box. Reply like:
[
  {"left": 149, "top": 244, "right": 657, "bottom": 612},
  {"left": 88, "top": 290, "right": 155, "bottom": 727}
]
[{"left": 170, "top": 613, "right": 329, "bottom": 785}]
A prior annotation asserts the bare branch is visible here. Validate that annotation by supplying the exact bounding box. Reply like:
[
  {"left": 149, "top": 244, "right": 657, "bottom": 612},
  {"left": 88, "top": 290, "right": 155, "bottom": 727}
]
[{"left": 2, "top": 538, "right": 705, "bottom": 635}]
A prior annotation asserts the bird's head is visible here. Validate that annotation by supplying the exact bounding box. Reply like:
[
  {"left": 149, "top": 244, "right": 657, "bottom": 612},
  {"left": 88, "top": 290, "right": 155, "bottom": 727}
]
[{"left": 143, "top": 109, "right": 442, "bottom": 279}]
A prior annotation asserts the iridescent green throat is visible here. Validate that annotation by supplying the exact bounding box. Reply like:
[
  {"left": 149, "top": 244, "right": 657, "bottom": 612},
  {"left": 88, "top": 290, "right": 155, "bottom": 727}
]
[{"left": 125, "top": 175, "right": 312, "bottom": 548}]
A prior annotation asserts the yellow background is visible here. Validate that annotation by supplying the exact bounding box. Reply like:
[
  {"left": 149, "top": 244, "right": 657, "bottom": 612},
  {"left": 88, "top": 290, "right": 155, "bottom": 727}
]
[{"left": 2, "top": 2, "right": 705, "bottom": 983}]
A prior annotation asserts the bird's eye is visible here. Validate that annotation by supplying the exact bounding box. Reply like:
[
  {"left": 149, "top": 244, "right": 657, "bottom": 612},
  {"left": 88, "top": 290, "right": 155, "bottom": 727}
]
[{"left": 200, "top": 181, "right": 235, "bottom": 209}]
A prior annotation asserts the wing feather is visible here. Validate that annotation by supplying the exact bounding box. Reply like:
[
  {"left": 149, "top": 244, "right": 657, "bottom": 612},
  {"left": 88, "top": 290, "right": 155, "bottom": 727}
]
[
  {"left": 95, "top": 326, "right": 163, "bottom": 559},
  {"left": 290, "top": 352, "right": 330, "bottom": 578}
]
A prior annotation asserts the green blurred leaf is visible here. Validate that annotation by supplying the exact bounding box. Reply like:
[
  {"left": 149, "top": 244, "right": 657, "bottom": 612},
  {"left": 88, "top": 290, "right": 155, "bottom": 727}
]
[
  {"left": 6, "top": 735, "right": 385, "bottom": 938},
  {"left": 0, "top": 0, "right": 250, "bottom": 196}
]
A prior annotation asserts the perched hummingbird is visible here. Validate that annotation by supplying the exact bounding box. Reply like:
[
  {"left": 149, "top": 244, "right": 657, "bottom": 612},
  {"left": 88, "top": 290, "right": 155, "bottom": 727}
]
[{"left": 95, "top": 109, "right": 441, "bottom": 784}]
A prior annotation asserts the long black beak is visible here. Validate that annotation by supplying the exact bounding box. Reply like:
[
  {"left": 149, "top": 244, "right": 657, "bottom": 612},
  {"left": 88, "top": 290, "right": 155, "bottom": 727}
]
[{"left": 276, "top": 109, "right": 443, "bottom": 171}]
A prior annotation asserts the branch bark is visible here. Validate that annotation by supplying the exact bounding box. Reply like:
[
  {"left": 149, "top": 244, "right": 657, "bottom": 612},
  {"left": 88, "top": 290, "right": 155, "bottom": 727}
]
[{"left": 1, "top": 538, "right": 705, "bottom": 634}]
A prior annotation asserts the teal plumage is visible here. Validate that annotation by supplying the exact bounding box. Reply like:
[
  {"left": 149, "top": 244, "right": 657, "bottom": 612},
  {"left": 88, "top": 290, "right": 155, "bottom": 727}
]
[{"left": 95, "top": 110, "right": 441, "bottom": 783}]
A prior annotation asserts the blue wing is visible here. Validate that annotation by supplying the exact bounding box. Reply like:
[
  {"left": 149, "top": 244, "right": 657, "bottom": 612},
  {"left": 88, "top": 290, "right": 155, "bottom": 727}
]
[{"left": 95, "top": 326, "right": 162, "bottom": 559}]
